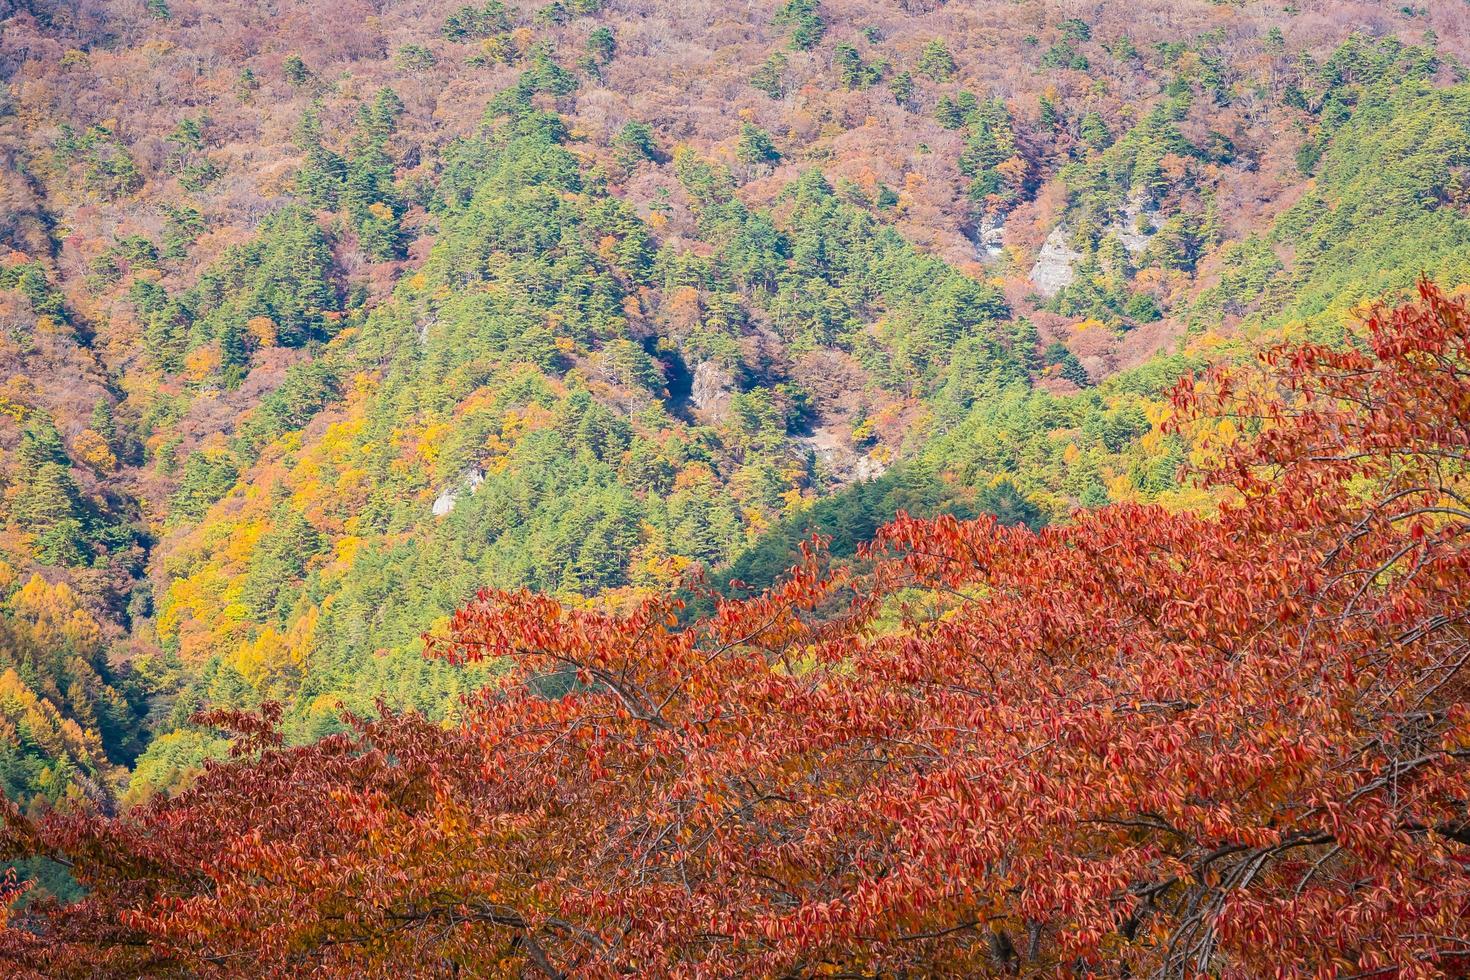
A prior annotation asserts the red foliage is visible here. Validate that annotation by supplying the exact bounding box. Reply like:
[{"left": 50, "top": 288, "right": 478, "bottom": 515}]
[{"left": 3, "top": 282, "right": 1469, "bottom": 975}]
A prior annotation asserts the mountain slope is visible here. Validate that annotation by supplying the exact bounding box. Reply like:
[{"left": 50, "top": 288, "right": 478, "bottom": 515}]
[{"left": 0, "top": 0, "right": 1468, "bottom": 807}]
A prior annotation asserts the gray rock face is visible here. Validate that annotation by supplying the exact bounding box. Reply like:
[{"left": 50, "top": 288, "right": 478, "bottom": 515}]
[
  {"left": 1029, "top": 197, "right": 1158, "bottom": 299},
  {"left": 431, "top": 467, "right": 485, "bottom": 517},
  {"left": 976, "top": 215, "right": 1006, "bottom": 259},
  {"left": 1029, "top": 226, "right": 1081, "bottom": 298},
  {"left": 1117, "top": 194, "right": 1158, "bottom": 256},
  {"left": 798, "top": 426, "right": 887, "bottom": 485},
  {"left": 854, "top": 453, "right": 888, "bottom": 481},
  {"left": 690, "top": 361, "right": 734, "bottom": 417}
]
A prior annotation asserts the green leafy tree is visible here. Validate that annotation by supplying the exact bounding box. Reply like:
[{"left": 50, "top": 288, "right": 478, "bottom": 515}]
[
  {"left": 735, "top": 124, "right": 780, "bottom": 167},
  {"left": 889, "top": 70, "right": 914, "bottom": 108},
  {"left": 1124, "top": 291, "right": 1162, "bottom": 323},
  {"left": 917, "top": 39, "right": 956, "bottom": 82},
  {"left": 774, "top": 0, "right": 825, "bottom": 51},
  {"left": 283, "top": 55, "right": 311, "bottom": 86},
  {"left": 587, "top": 27, "right": 616, "bottom": 65},
  {"left": 751, "top": 52, "right": 789, "bottom": 99}
]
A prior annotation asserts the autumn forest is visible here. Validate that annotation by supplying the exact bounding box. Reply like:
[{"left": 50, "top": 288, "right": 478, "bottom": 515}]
[{"left": 0, "top": 0, "right": 1468, "bottom": 975}]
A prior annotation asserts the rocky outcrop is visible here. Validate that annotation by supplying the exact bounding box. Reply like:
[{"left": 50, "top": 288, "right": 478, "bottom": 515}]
[
  {"left": 798, "top": 426, "right": 886, "bottom": 485},
  {"left": 1029, "top": 225, "right": 1080, "bottom": 298},
  {"left": 431, "top": 467, "right": 485, "bottom": 517},
  {"left": 1029, "top": 197, "right": 1159, "bottom": 298},
  {"left": 1117, "top": 194, "right": 1158, "bottom": 256},
  {"left": 690, "top": 361, "right": 734, "bottom": 419},
  {"left": 854, "top": 453, "right": 887, "bottom": 481},
  {"left": 975, "top": 215, "right": 1006, "bottom": 260}
]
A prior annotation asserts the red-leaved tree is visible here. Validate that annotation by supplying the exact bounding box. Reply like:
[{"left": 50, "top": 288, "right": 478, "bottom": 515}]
[{"left": 3, "top": 281, "right": 1469, "bottom": 976}]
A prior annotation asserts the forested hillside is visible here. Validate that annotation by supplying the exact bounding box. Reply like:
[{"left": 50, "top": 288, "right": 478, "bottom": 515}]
[
  {"left": 5, "top": 279, "right": 1470, "bottom": 976},
  {"left": 0, "top": 0, "right": 1468, "bottom": 972}
]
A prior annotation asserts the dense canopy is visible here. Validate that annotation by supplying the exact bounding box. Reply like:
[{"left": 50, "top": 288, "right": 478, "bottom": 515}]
[
  {"left": 2, "top": 283, "right": 1466, "bottom": 976},
  {"left": 3, "top": 2, "right": 1470, "bottom": 975}
]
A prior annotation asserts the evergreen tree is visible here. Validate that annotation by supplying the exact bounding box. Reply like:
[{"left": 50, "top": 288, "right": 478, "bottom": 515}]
[
  {"left": 171, "top": 452, "right": 239, "bottom": 521},
  {"left": 243, "top": 505, "right": 323, "bottom": 620},
  {"left": 613, "top": 121, "right": 658, "bottom": 170},
  {"left": 16, "top": 416, "right": 69, "bottom": 470},
  {"left": 735, "top": 125, "right": 780, "bottom": 167},
  {"left": 586, "top": 27, "right": 616, "bottom": 65},
  {"left": 1079, "top": 110, "right": 1111, "bottom": 150},
  {"left": 833, "top": 44, "right": 882, "bottom": 89},
  {"left": 917, "top": 39, "right": 956, "bottom": 82},
  {"left": 283, "top": 55, "right": 311, "bottom": 86},
  {"left": 294, "top": 110, "right": 347, "bottom": 209},
  {"left": 442, "top": 2, "right": 510, "bottom": 40},
  {"left": 751, "top": 52, "right": 789, "bottom": 99},
  {"left": 89, "top": 401, "right": 116, "bottom": 446},
  {"left": 15, "top": 464, "right": 90, "bottom": 567},
  {"left": 1043, "top": 340, "right": 1090, "bottom": 386},
  {"left": 774, "top": 0, "right": 825, "bottom": 51},
  {"left": 889, "top": 70, "right": 914, "bottom": 108}
]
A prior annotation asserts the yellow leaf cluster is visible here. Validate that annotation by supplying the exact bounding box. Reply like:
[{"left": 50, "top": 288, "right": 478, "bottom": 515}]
[
  {"left": 184, "top": 343, "right": 221, "bottom": 382},
  {"left": 12, "top": 575, "right": 104, "bottom": 658},
  {"left": 246, "top": 316, "right": 278, "bottom": 347},
  {"left": 72, "top": 428, "right": 116, "bottom": 472}
]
